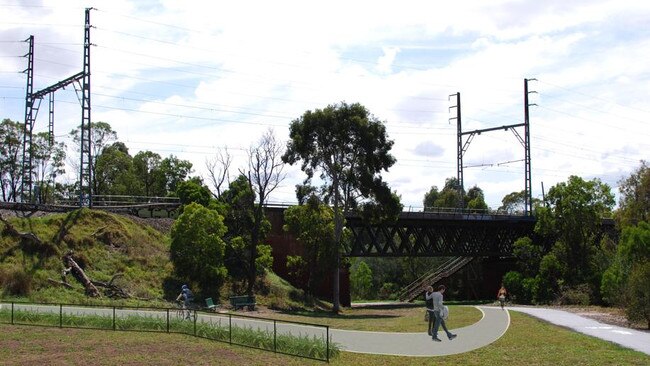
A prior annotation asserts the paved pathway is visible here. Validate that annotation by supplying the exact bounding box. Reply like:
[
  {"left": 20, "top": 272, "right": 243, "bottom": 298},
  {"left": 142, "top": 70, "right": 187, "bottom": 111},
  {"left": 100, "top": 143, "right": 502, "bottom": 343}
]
[
  {"left": 331, "top": 306, "right": 509, "bottom": 356},
  {"left": 508, "top": 306, "right": 650, "bottom": 356}
]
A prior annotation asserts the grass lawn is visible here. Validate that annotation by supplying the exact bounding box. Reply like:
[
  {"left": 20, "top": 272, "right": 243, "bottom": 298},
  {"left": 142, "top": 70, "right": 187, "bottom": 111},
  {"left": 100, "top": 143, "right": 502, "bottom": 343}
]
[
  {"left": 259, "top": 305, "right": 482, "bottom": 332},
  {"left": 2, "top": 309, "right": 648, "bottom": 365}
]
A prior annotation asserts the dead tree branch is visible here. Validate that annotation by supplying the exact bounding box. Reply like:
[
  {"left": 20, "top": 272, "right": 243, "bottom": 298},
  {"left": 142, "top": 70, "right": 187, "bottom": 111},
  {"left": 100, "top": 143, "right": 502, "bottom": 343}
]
[
  {"left": 63, "top": 252, "right": 101, "bottom": 297},
  {"left": 47, "top": 278, "right": 74, "bottom": 289},
  {"left": 0, "top": 213, "right": 44, "bottom": 245}
]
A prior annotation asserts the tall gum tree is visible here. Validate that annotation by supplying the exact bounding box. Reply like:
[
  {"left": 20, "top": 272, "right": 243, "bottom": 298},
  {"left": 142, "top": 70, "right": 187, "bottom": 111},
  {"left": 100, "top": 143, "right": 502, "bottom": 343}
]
[{"left": 282, "top": 102, "right": 401, "bottom": 312}]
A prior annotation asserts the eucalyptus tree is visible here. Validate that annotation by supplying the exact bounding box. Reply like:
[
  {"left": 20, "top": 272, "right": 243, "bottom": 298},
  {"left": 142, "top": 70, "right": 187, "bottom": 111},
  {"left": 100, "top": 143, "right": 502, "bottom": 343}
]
[
  {"left": 0, "top": 119, "right": 24, "bottom": 201},
  {"left": 283, "top": 102, "right": 401, "bottom": 312},
  {"left": 133, "top": 151, "right": 164, "bottom": 197},
  {"left": 32, "top": 132, "right": 66, "bottom": 203},
  {"left": 69, "top": 121, "right": 117, "bottom": 195},
  {"left": 616, "top": 160, "right": 650, "bottom": 227}
]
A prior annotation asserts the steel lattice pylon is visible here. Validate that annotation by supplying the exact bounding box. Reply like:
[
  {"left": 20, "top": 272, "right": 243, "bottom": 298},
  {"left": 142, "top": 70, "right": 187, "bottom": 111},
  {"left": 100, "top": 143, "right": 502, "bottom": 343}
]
[
  {"left": 79, "top": 8, "right": 92, "bottom": 207},
  {"left": 20, "top": 35, "right": 35, "bottom": 202},
  {"left": 20, "top": 9, "right": 93, "bottom": 206}
]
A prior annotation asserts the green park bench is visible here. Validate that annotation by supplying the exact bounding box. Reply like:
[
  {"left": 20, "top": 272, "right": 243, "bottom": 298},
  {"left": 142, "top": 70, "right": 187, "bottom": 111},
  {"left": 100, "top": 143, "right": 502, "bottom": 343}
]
[
  {"left": 205, "top": 297, "right": 218, "bottom": 312},
  {"left": 229, "top": 295, "right": 256, "bottom": 310}
]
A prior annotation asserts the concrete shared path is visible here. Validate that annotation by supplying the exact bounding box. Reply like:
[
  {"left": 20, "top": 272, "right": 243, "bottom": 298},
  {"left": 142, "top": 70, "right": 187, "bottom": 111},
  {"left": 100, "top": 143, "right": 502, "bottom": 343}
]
[
  {"left": 508, "top": 306, "right": 650, "bottom": 356},
  {"left": 331, "top": 306, "right": 509, "bottom": 356},
  {"left": 332, "top": 305, "right": 650, "bottom": 357}
]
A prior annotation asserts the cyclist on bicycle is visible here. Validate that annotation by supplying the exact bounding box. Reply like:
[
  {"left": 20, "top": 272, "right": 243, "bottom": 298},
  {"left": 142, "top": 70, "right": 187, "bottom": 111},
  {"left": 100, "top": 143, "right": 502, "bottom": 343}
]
[{"left": 176, "top": 284, "right": 194, "bottom": 319}]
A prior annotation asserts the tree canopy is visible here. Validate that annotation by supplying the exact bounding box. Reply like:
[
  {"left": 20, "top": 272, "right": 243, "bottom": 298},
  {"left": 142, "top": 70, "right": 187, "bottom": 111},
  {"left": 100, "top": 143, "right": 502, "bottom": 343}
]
[
  {"left": 282, "top": 102, "right": 402, "bottom": 311},
  {"left": 170, "top": 202, "right": 228, "bottom": 296},
  {"left": 616, "top": 160, "right": 650, "bottom": 227}
]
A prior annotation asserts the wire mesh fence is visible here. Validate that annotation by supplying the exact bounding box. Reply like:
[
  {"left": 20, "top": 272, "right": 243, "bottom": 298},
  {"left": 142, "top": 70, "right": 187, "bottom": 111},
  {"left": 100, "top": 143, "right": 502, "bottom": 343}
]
[{"left": 0, "top": 301, "right": 336, "bottom": 362}]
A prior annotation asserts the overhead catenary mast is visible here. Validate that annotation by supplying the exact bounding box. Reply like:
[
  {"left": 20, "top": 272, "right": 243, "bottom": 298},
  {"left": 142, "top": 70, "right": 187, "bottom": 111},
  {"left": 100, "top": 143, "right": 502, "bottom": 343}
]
[{"left": 20, "top": 8, "right": 94, "bottom": 207}]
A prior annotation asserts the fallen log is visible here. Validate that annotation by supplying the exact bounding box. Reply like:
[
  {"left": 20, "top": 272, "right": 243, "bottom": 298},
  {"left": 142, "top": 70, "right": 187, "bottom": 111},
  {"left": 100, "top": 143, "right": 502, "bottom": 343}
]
[
  {"left": 47, "top": 278, "right": 74, "bottom": 289},
  {"left": 91, "top": 273, "right": 131, "bottom": 299},
  {"left": 63, "top": 252, "right": 101, "bottom": 297}
]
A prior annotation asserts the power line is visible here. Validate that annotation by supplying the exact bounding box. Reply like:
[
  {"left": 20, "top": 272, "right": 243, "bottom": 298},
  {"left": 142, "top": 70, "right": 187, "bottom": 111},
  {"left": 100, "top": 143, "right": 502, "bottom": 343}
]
[{"left": 537, "top": 79, "right": 650, "bottom": 116}]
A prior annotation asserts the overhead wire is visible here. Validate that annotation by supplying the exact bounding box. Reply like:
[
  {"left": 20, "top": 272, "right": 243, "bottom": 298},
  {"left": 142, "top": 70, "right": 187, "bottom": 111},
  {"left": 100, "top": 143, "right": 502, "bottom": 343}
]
[{"left": 2, "top": 6, "right": 648, "bottom": 200}]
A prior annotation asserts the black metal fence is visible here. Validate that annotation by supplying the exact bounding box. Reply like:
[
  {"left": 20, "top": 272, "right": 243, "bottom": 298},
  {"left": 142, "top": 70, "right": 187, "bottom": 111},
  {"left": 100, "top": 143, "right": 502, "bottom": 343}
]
[{"left": 0, "top": 301, "right": 333, "bottom": 362}]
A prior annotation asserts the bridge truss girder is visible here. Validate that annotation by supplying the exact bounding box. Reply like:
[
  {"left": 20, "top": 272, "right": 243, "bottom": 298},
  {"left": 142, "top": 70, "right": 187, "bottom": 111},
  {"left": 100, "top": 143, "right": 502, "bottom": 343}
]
[{"left": 344, "top": 215, "right": 536, "bottom": 257}]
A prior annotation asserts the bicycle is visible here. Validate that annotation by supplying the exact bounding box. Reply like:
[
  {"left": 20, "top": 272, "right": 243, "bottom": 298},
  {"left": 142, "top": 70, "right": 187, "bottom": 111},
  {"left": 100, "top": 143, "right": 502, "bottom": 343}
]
[{"left": 176, "top": 301, "right": 192, "bottom": 320}]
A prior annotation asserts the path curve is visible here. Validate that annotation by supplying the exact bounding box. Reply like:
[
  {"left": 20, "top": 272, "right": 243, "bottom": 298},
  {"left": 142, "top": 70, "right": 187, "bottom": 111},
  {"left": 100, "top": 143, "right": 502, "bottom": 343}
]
[{"left": 331, "top": 306, "right": 510, "bottom": 357}]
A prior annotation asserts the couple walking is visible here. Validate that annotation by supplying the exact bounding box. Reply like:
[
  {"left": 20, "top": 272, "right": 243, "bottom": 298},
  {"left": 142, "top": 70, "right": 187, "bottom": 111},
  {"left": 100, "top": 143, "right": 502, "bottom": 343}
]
[{"left": 425, "top": 285, "right": 457, "bottom": 342}]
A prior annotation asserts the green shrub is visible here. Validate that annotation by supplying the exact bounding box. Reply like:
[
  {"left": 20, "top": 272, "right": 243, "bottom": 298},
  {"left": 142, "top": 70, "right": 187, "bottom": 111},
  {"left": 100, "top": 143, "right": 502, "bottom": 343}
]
[
  {"left": 625, "top": 262, "right": 650, "bottom": 329},
  {"left": 0, "top": 266, "right": 33, "bottom": 296},
  {"left": 556, "top": 284, "right": 592, "bottom": 305},
  {"left": 378, "top": 282, "right": 399, "bottom": 300}
]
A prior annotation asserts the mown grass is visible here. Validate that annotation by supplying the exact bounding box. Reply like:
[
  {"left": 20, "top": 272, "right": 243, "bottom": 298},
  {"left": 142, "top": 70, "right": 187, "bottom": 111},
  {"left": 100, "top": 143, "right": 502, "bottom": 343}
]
[
  {"left": 1, "top": 311, "right": 647, "bottom": 365},
  {"left": 0, "top": 324, "right": 323, "bottom": 366},
  {"left": 0, "top": 306, "right": 338, "bottom": 361},
  {"left": 261, "top": 305, "right": 481, "bottom": 332}
]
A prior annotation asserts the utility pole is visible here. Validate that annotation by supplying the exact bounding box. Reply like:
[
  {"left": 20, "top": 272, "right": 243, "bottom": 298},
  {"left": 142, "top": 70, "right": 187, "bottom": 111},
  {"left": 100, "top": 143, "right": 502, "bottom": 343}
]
[
  {"left": 20, "top": 9, "right": 93, "bottom": 206},
  {"left": 524, "top": 78, "right": 536, "bottom": 216},
  {"left": 21, "top": 35, "right": 35, "bottom": 202},
  {"left": 454, "top": 78, "right": 535, "bottom": 215},
  {"left": 449, "top": 92, "right": 464, "bottom": 204},
  {"left": 79, "top": 7, "right": 93, "bottom": 207}
]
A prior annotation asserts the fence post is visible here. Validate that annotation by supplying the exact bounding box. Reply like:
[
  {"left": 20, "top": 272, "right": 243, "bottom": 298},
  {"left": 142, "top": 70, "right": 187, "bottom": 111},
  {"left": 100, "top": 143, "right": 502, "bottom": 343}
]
[
  {"left": 59, "top": 304, "right": 62, "bottom": 328},
  {"left": 166, "top": 308, "right": 169, "bottom": 333},
  {"left": 193, "top": 310, "right": 197, "bottom": 336},
  {"left": 229, "top": 313, "right": 232, "bottom": 344},
  {"left": 273, "top": 320, "right": 277, "bottom": 352},
  {"left": 11, "top": 302, "right": 14, "bottom": 325},
  {"left": 112, "top": 307, "right": 116, "bottom": 331},
  {"left": 326, "top": 325, "right": 330, "bottom": 363}
]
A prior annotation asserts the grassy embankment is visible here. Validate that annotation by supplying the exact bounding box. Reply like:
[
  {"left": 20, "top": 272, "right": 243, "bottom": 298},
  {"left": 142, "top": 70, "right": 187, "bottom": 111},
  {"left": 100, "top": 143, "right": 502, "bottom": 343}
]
[{"left": 0, "top": 209, "right": 172, "bottom": 306}]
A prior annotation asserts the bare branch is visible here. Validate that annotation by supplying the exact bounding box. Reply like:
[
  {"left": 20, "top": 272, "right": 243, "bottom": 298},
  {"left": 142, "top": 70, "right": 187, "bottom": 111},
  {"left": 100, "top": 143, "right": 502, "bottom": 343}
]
[
  {"left": 205, "top": 148, "right": 232, "bottom": 199},
  {"left": 246, "top": 129, "right": 287, "bottom": 205}
]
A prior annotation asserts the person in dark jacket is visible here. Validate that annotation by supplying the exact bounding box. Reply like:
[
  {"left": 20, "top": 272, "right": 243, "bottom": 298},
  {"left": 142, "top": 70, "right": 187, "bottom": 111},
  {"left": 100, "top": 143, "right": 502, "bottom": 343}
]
[{"left": 176, "top": 284, "right": 194, "bottom": 319}]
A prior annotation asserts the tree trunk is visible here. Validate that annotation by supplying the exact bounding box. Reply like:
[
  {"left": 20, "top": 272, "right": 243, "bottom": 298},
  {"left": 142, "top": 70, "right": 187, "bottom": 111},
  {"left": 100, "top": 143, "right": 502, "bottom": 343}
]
[
  {"left": 332, "top": 179, "right": 342, "bottom": 313},
  {"left": 247, "top": 204, "right": 263, "bottom": 296},
  {"left": 64, "top": 253, "right": 101, "bottom": 297}
]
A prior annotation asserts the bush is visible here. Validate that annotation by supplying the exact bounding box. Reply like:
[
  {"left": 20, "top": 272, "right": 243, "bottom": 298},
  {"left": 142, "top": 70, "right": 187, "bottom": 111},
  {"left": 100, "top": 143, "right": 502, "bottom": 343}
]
[
  {"left": 556, "top": 284, "right": 592, "bottom": 305},
  {"left": 378, "top": 282, "right": 399, "bottom": 300},
  {"left": 170, "top": 202, "right": 228, "bottom": 296},
  {"left": 625, "top": 262, "right": 650, "bottom": 329},
  {"left": 350, "top": 261, "right": 373, "bottom": 300},
  {"left": 503, "top": 271, "right": 527, "bottom": 304},
  {"left": 0, "top": 266, "right": 33, "bottom": 296}
]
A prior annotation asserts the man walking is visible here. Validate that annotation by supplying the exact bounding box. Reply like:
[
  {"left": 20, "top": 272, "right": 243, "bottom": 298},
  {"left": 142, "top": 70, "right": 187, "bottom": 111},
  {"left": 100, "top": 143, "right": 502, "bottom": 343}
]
[{"left": 431, "top": 284, "right": 457, "bottom": 342}]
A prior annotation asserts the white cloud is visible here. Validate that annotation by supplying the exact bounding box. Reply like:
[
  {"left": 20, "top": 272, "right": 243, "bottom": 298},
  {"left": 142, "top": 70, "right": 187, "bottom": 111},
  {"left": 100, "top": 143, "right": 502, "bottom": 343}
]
[{"left": 1, "top": 0, "right": 649, "bottom": 208}]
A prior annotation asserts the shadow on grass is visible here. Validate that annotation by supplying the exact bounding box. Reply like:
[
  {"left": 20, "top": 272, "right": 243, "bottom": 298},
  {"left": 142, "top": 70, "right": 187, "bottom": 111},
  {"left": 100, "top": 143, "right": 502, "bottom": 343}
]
[{"left": 278, "top": 309, "right": 400, "bottom": 320}]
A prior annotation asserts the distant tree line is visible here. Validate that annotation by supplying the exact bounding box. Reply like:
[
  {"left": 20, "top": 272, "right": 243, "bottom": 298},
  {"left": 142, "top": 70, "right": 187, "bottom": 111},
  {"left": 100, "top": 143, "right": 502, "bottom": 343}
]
[{"left": 0, "top": 119, "right": 194, "bottom": 203}]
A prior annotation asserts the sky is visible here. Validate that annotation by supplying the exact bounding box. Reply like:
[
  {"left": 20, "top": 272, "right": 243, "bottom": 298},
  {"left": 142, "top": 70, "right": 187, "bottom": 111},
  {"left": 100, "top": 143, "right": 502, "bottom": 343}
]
[{"left": 1, "top": 0, "right": 649, "bottom": 210}]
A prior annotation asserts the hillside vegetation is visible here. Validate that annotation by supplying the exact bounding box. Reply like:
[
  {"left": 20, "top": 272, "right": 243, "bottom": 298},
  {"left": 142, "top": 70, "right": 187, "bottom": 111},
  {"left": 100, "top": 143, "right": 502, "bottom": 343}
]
[
  {"left": 0, "top": 209, "right": 172, "bottom": 305},
  {"left": 0, "top": 208, "right": 307, "bottom": 310}
]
